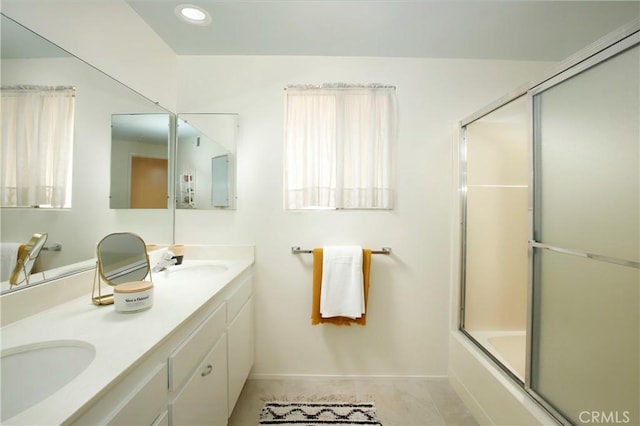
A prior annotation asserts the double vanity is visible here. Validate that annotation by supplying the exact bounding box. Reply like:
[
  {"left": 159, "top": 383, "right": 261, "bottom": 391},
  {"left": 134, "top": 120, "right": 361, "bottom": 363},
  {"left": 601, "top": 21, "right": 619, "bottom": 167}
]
[{"left": 0, "top": 245, "right": 254, "bottom": 425}]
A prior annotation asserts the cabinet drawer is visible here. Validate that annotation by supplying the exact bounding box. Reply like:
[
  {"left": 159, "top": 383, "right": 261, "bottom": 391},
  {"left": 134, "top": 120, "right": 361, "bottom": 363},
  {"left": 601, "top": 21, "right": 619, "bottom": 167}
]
[
  {"left": 226, "top": 276, "right": 252, "bottom": 322},
  {"left": 107, "top": 364, "right": 167, "bottom": 425},
  {"left": 169, "top": 304, "right": 226, "bottom": 391}
]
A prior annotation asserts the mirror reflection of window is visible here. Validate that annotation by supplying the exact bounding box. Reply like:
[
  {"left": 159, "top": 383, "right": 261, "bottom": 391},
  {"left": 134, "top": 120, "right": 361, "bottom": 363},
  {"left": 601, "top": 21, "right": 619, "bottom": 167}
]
[
  {"left": 110, "top": 114, "right": 171, "bottom": 209},
  {"left": 0, "top": 86, "right": 75, "bottom": 208},
  {"left": 176, "top": 114, "right": 237, "bottom": 210}
]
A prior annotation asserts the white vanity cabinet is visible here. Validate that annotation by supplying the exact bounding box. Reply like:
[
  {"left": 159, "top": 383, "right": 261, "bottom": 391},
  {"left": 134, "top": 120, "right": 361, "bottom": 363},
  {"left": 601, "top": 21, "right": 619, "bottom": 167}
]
[
  {"left": 169, "top": 275, "right": 254, "bottom": 423},
  {"left": 68, "top": 270, "right": 254, "bottom": 426}
]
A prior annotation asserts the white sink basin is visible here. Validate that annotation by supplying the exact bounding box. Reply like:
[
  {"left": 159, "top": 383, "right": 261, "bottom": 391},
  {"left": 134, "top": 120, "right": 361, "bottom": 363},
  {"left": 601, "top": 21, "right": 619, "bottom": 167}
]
[
  {"left": 158, "top": 263, "right": 228, "bottom": 282},
  {"left": 1, "top": 340, "right": 95, "bottom": 421}
]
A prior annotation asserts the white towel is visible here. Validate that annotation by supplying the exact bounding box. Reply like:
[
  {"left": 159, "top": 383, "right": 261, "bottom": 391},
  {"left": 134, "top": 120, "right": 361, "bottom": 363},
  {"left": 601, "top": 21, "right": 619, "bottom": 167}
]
[
  {"left": 320, "top": 246, "right": 365, "bottom": 319},
  {"left": 1, "top": 243, "right": 21, "bottom": 282}
]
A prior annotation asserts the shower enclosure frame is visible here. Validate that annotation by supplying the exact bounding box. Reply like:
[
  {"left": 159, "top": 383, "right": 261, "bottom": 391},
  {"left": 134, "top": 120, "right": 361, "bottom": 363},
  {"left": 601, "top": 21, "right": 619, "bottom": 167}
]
[
  {"left": 458, "top": 85, "right": 530, "bottom": 389},
  {"left": 458, "top": 19, "right": 640, "bottom": 426}
]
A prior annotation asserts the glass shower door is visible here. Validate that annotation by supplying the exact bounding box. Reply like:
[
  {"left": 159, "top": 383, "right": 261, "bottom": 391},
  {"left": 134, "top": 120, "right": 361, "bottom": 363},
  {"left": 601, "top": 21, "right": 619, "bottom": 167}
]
[
  {"left": 530, "top": 41, "right": 639, "bottom": 425},
  {"left": 460, "top": 95, "right": 529, "bottom": 382}
]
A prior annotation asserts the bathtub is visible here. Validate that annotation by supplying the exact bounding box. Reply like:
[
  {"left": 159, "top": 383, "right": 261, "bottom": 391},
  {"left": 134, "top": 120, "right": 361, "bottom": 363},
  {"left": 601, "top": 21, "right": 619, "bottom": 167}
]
[
  {"left": 449, "top": 331, "right": 557, "bottom": 425},
  {"left": 470, "top": 330, "right": 526, "bottom": 382}
]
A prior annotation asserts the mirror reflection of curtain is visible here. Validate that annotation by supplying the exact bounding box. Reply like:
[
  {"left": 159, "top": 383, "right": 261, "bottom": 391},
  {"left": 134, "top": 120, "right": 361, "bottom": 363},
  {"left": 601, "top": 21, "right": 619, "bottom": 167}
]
[{"left": 0, "top": 85, "right": 75, "bottom": 208}]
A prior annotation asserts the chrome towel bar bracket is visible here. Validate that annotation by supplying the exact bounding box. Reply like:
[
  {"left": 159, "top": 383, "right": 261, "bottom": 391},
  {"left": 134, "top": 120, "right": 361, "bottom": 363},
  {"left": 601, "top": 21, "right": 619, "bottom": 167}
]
[
  {"left": 291, "top": 246, "right": 391, "bottom": 255},
  {"left": 42, "top": 243, "right": 62, "bottom": 252}
]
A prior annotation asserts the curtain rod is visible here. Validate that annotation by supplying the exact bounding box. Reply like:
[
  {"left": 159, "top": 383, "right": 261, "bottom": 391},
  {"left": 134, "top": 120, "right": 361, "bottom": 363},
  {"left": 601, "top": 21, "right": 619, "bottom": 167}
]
[
  {"left": 1, "top": 85, "right": 75, "bottom": 91},
  {"left": 285, "top": 83, "right": 396, "bottom": 90}
]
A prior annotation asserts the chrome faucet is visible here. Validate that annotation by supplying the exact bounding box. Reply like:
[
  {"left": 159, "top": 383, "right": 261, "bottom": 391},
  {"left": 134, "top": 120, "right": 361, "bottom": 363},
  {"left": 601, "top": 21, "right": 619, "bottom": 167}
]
[{"left": 152, "top": 250, "right": 177, "bottom": 272}]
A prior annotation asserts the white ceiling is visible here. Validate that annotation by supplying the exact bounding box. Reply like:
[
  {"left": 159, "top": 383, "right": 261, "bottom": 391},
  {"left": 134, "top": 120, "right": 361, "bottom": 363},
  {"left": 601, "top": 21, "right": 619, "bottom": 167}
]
[{"left": 125, "top": 0, "right": 639, "bottom": 61}]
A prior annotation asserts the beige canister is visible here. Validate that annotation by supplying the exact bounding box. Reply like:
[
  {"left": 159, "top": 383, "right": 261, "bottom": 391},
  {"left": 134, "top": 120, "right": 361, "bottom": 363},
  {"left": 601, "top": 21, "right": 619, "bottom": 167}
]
[
  {"left": 113, "top": 281, "right": 154, "bottom": 312},
  {"left": 169, "top": 244, "right": 185, "bottom": 265}
]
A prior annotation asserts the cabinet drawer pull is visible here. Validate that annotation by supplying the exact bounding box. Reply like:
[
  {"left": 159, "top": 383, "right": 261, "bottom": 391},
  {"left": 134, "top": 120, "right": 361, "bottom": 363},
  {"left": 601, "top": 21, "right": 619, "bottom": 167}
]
[{"left": 201, "top": 364, "right": 213, "bottom": 377}]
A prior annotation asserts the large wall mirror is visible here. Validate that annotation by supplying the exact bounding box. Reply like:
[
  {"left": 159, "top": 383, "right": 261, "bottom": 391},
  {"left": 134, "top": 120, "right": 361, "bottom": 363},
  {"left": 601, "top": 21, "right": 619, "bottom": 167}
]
[
  {"left": 176, "top": 114, "right": 238, "bottom": 210},
  {"left": 0, "top": 14, "right": 174, "bottom": 293}
]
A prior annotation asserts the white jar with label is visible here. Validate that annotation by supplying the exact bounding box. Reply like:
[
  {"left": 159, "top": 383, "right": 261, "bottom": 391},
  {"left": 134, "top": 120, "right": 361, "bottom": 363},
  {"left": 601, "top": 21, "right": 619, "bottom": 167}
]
[{"left": 114, "top": 281, "right": 154, "bottom": 312}]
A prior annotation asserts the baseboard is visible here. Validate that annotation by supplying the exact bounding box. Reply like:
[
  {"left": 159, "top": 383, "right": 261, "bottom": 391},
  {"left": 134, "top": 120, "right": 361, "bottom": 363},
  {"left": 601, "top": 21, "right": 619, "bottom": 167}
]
[{"left": 248, "top": 373, "right": 448, "bottom": 381}]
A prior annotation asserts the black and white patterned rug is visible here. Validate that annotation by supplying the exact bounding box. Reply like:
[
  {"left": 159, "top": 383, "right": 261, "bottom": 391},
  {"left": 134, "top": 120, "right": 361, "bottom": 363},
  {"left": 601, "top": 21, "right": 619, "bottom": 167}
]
[{"left": 259, "top": 401, "right": 382, "bottom": 425}]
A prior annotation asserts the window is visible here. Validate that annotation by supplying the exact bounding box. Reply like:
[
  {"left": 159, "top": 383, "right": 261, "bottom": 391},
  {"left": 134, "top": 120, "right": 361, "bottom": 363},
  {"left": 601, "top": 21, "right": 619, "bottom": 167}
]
[
  {"left": 0, "top": 85, "right": 75, "bottom": 208},
  {"left": 284, "top": 84, "right": 397, "bottom": 210}
]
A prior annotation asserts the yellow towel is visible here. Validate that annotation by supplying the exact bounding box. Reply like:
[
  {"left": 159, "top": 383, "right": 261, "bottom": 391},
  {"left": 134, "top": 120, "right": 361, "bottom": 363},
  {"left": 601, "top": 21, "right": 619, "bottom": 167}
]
[{"left": 311, "top": 248, "right": 372, "bottom": 326}]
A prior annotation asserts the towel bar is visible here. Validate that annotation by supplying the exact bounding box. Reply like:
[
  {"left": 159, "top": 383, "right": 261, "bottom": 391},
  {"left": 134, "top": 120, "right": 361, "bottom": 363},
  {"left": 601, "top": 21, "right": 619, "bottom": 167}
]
[{"left": 291, "top": 246, "right": 391, "bottom": 255}]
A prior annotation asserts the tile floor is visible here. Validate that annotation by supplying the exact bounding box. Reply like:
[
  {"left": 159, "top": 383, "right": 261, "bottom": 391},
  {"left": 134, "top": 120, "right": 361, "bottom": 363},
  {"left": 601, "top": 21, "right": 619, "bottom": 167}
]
[{"left": 228, "top": 378, "right": 479, "bottom": 426}]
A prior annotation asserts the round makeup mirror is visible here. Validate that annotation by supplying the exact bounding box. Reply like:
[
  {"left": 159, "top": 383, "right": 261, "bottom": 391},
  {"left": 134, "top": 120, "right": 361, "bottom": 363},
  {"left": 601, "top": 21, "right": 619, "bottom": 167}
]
[
  {"left": 9, "top": 233, "right": 48, "bottom": 286},
  {"left": 92, "top": 232, "right": 150, "bottom": 305}
]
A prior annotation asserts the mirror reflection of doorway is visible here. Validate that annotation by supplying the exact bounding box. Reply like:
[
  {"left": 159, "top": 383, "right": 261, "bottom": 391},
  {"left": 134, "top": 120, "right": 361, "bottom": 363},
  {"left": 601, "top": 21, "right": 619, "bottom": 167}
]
[{"left": 130, "top": 156, "right": 168, "bottom": 208}]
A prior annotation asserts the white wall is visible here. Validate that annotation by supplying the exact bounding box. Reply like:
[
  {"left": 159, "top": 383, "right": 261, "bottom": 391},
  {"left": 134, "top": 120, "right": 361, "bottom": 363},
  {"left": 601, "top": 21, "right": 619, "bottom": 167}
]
[
  {"left": 174, "top": 55, "right": 553, "bottom": 377},
  {"left": 1, "top": 0, "right": 177, "bottom": 112}
]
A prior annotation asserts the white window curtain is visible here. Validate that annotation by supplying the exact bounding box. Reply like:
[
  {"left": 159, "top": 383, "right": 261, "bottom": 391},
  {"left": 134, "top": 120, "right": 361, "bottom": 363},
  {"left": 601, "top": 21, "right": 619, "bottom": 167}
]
[
  {"left": 284, "top": 84, "right": 397, "bottom": 210},
  {"left": 1, "top": 85, "right": 75, "bottom": 208}
]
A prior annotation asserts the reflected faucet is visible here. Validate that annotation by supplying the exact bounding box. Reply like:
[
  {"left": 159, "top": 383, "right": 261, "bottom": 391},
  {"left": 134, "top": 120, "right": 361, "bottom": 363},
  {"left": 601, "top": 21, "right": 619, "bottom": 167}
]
[{"left": 152, "top": 251, "right": 177, "bottom": 272}]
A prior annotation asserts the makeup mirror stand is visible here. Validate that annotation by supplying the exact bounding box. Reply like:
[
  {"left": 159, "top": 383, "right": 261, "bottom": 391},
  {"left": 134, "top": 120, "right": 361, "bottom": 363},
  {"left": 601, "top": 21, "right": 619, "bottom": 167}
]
[
  {"left": 9, "top": 256, "right": 46, "bottom": 288},
  {"left": 9, "top": 233, "right": 49, "bottom": 287},
  {"left": 91, "top": 232, "right": 151, "bottom": 306},
  {"left": 92, "top": 264, "right": 114, "bottom": 306}
]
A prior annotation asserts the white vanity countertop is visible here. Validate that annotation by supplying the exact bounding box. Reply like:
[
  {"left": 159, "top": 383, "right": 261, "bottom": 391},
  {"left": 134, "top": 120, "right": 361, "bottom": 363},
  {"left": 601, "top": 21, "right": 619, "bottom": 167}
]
[{"left": 0, "top": 257, "right": 253, "bottom": 425}]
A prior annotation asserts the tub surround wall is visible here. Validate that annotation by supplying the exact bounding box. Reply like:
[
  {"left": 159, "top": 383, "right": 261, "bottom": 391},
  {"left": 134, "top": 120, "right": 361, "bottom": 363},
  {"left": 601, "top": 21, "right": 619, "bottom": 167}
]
[
  {"left": 464, "top": 119, "right": 529, "bottom": 332},
  {"left": 174, "top": 55, "right": 553, "bottom": 378}
]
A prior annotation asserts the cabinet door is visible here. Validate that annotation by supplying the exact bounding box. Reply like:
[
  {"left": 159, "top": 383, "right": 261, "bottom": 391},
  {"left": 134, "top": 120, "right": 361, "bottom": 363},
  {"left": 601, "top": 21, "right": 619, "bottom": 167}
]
[
  {"left": 170, "top": 335, "right": 228, "bottom": 426},
  {"left": 169, "top": 304, "right": 226, "bottom": 392},
  {"left": 227, "top": 297, "right": 254, "bottom": 415}
]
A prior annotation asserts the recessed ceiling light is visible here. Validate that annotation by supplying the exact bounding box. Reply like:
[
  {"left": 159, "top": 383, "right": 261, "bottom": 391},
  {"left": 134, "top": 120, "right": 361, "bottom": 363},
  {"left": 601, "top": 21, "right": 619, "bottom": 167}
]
[{"left": 175, "top": 4, "right": 212, "bottom": 26}]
